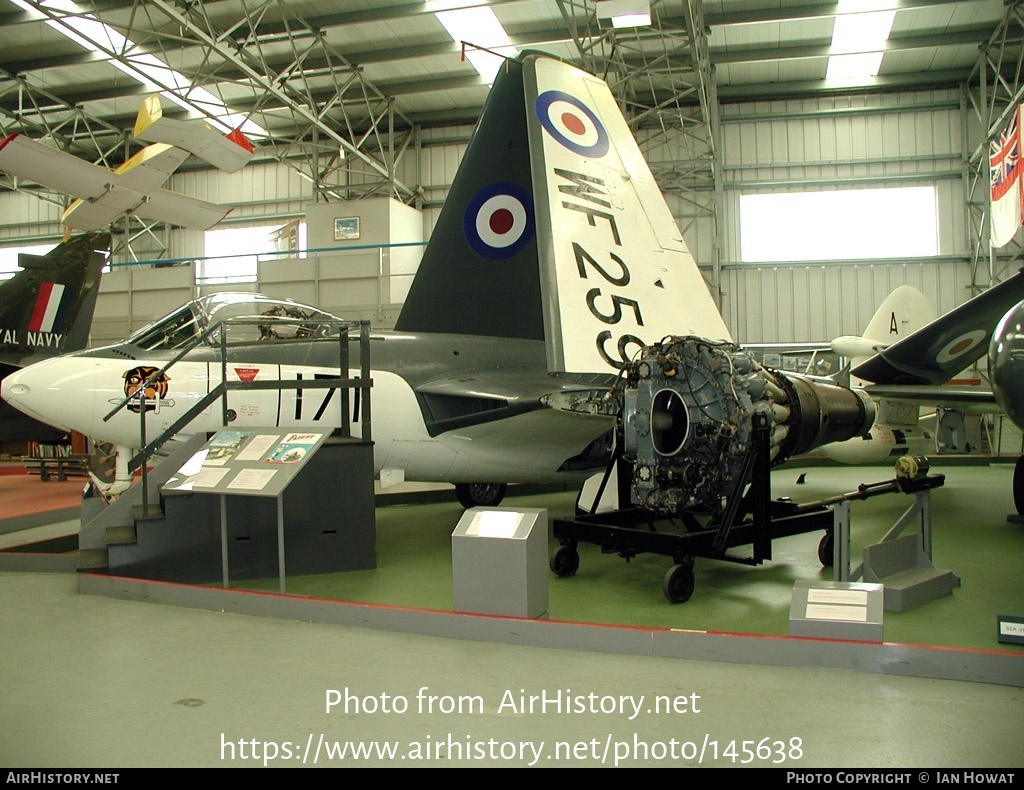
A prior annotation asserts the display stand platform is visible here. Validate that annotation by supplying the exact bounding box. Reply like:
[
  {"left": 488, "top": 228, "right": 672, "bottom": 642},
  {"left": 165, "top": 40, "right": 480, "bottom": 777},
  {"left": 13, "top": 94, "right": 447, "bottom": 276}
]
[{"left": 91, "top": 429, "right": 376, "bottom": 588}]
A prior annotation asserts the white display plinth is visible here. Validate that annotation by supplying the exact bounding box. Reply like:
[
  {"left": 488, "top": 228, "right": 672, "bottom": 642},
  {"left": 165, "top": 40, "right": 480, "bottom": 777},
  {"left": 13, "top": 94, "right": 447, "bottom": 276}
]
[{"left": 451, "top": 507, "right": 548, "bottom": 618}]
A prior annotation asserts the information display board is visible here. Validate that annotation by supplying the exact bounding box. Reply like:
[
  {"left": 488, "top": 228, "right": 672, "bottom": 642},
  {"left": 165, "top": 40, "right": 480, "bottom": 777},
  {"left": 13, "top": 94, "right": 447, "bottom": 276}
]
[{"left": 163, "top": 429, "right": 329, "bottom": 498}]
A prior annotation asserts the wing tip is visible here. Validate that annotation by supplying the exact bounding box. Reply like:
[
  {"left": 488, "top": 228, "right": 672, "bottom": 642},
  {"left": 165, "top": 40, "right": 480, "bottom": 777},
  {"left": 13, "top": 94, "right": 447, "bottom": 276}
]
[
  {"left": 133, "top": 94, "right": 163, "bottom": 139},
  {"left": 226, "top": 127, "right": 254, "bottom": 154},
  {"left": 0, "top": 132, "right": 21, "bottom": 153}
]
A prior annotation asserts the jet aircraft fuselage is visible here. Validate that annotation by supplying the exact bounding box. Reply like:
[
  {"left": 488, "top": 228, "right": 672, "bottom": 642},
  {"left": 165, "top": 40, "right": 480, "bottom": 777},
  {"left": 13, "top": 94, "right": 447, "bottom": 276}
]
[{"left": 3, "top": 293, "right": 613, "bottom": 487}]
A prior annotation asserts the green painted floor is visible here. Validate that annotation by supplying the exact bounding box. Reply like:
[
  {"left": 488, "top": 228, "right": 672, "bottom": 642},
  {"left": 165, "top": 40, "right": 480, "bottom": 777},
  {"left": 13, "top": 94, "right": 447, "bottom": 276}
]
[
  {"left": 1, "top": 461, "right": 1021, "bottom": 767},
  {"left": 235, "top": 462, "right": 1024, "bottom": 654}
]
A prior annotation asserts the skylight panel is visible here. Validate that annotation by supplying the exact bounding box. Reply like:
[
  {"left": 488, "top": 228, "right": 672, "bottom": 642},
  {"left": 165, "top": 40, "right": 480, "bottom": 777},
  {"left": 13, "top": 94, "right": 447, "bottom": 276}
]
[
  {"left": 10, "top": 0, "right": 265, "bottom": 137},
  {"left": 826, "top": 53, "right": 885, "bottom": 81},
  {"left": 830, "top": 11, "right": 896, "bottom": 53},
  {"left": 433, "top": 5, "right": 517, "bottom": 84},
  {"left": 826, "top": 10, "right": 895, "bottom": 80}
]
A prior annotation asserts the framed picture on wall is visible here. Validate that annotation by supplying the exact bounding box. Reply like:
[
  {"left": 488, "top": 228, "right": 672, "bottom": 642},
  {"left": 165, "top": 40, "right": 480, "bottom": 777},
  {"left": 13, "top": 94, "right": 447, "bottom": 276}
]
[{"left": 334, "top": 217, "right": 360, "bottom": 240}]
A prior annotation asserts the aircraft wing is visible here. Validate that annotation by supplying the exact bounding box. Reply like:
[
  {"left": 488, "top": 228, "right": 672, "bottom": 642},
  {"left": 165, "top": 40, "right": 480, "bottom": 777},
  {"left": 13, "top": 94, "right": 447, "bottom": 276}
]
[
  {"left": 414, "top": 370, "right": 611, "bottom": 409},
  {"left": 0, "top": 132, "right": 222, "bottom": 230},
  {"left": 131, "top": 188, "right": 233, "bottom": 231},
  {"left": 851, "top": 270, "right": 1024, "bottom": 385},
  {"left": 863, "top": 384, "right": 1003, "bottom": 414},
  {"left": 0, "top": 133, "right": 116, "bottom": 200},
  {"left": 59, "top": 144, "right": 195, "bottom": 230}
]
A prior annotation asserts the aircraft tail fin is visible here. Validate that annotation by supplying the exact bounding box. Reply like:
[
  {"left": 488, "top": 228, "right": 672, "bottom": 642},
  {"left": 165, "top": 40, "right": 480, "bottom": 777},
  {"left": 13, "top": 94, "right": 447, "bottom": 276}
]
[
  {"left": 395, "top": 57, "right": 543, "bottom": 343},
  {"left": 133, "top": 94, "right": 254, "bottom": 174},
  {"left": 396, "top": 52, "right": 729, "bottom": 375},
  {"left": 0, "top": 231, "right": 110, "bottom": 361},
  {"left": 861, "top": 284, "right": 935, "bottom": 348},
  {"left": 852, "top": 269, "right": 1024, "bottom": 385},
  {"left": 831, "top": 284, "right": 934, "bottom": 368}
]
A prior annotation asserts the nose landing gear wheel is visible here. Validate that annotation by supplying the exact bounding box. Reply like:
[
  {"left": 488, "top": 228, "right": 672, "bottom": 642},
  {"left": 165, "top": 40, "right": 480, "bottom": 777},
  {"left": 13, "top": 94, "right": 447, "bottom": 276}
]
[
  {"left": 663, "top": 561, "right": 695, "bottom": 603},
  {"left": 455, "top": 482, "right": 508, "bottom": 508}
]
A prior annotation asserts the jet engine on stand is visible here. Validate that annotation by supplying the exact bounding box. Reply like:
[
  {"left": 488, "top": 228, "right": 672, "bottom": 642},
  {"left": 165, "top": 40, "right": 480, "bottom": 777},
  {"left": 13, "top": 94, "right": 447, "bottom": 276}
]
[
  {"left": 621, "top": 336, "right": 876, "bottom": 515},
  {"left": 545, "top": 335, "right": 882, "bottom": 603}
]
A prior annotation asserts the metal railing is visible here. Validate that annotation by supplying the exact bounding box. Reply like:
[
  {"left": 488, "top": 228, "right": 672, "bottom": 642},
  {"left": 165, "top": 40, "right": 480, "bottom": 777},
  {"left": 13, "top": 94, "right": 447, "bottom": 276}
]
[{"left": 102, "top": 316, "right": 373, "bottom": 508}]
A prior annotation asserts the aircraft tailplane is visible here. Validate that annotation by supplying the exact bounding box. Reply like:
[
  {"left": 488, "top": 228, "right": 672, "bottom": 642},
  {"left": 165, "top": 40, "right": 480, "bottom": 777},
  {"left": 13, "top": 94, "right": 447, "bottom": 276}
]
[
  {"left": 861, "top": 285, "right": 935, "bottom": 350},
  {"left": 0, "top": 232, "right": 109, "bottom": 441},
  {"left": 133, "top": 94, "right": 254, "bottom": 174}
]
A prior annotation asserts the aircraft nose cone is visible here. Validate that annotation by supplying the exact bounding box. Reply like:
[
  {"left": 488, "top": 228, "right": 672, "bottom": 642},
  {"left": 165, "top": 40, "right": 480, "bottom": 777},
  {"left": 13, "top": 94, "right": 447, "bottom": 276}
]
[
  {"left": 3, "top": 380, "right": 30, "bottom": 398},
  {"left": 1, "top": 369, "right": 28, "bottom": 402},
  {"left": 991, "top": 299, "right": 1024, "bottom": 431},
  {"left": 1, "top": 360, "right": 74, "bottom": 432}
]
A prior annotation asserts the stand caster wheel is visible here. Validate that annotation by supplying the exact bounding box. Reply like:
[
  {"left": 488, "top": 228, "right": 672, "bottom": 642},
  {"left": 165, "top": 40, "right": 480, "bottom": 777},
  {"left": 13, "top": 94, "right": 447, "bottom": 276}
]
[
  {"left": 818, "top": 531, "right": 834, "bottom": 567},
  {"left": 549, "top": 545, "right": 580, "bottom": 577},
  {"left": 663, "top": 563, "right": 695, "bottom": 604}
]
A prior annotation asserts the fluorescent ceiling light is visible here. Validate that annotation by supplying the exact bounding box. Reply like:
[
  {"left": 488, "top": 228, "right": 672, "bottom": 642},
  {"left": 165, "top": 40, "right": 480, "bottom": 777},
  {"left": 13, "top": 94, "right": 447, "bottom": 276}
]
[
  {"left": 826, "top": 10, "right": 895, "bottom": 80},
  {"left": 434, "top": 5, "right": 517, "bottom": 84},
  {"left": 9, "top": 0, "right": 265, "bottom": 137}
]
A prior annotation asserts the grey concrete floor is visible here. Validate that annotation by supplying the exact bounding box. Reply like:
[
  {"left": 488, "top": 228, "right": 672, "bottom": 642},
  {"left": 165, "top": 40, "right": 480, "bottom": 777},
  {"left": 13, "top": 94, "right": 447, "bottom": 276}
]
[
  {"left": 0, "top": 569, "right": 1022, "bottom": 768},
  {"left": 2, "top": 464, "right": 1023, "bottom": 768}
]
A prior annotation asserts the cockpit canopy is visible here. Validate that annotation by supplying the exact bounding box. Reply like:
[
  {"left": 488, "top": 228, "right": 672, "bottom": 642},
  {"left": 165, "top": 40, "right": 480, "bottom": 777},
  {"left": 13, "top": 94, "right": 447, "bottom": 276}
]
[{"left": 126, "top": 293, "right": 342, "bottom": 351}]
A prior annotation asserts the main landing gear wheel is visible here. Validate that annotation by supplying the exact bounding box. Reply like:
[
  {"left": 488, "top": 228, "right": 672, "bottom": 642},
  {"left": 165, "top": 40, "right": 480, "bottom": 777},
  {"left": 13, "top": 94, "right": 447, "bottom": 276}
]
[
  {"left": 663, "top": 562, "right": 695, "bottom": 604},
  {"left": 455, "top": 482, "right": 508, "bottom": 508},
  {"left": 550, "top": 545, "right": 580, "bottom": 577},
  {"left": 818, "top": 530, "right": 834, "bottom": 567},
  {"left": 1014, "top": 457, "right": 1024, "bottom": 517}
]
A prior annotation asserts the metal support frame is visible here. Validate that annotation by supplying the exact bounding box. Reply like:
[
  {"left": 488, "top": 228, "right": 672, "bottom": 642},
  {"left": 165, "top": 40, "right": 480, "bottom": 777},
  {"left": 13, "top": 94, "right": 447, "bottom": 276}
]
[
  {"left": 552, "top": 421, "right": 835, "bottom": 602},
  {"left": 963, "top": 2, "right": 1024, "bottom": 300},
  {"left": 839, "top": 485, "right": 939, "bottom": 584},
  {"left": 554, "top": 0, "right": 724, "bottom": 305}
]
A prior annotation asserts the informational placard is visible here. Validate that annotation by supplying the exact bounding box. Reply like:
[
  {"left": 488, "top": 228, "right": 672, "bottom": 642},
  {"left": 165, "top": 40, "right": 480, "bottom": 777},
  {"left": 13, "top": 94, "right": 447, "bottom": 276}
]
[
  {"left": 204, "top": 430, "right": 254, "bottom": 465},
  {"left": 997, "top": 615, "right": 1024, "bottom": 645},
  {"left": 789, "top": 580, "right": 884, "bottom": 642},
  {"left": 162, "top": 428, "right": 328, "bottom": 498}
]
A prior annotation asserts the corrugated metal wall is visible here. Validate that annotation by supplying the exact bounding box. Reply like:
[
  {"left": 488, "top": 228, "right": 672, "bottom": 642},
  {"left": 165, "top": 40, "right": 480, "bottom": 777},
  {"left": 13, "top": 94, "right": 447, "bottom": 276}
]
[
  {"left": 0, "top": 87, "right": 980, "bottom": 347},
  {"left": 717, "top": 88, "right": 971, "bottom": 343}
]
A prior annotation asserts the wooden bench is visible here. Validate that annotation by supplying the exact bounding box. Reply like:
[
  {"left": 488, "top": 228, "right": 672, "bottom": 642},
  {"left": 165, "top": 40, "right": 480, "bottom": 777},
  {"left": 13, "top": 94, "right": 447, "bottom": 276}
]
[{"left": 22, "top": 455, "right": 91, "bottom": 482}]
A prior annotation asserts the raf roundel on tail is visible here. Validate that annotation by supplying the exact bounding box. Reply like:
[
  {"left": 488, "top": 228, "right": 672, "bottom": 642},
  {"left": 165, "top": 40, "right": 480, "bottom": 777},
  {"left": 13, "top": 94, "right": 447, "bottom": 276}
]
[
  {"left": 535, "top": 90, "right": 610, "bottom": 158},
  {"left": 464, "top": 183, "right": 535, "bottom": 259}
]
